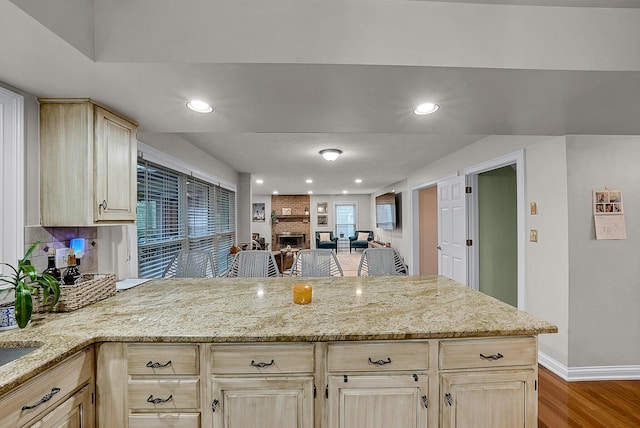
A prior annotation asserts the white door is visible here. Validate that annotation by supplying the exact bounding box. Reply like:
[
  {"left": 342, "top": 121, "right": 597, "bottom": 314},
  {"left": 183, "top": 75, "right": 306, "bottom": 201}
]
[{"left": 438, "top": 175, "right": 467, "bottom": 284}]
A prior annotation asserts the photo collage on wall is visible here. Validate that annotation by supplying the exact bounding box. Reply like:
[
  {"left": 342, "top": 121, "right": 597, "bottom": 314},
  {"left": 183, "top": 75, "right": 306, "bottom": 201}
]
[{"left": 592, "top": 189, "right": 626, "bottom": 240}]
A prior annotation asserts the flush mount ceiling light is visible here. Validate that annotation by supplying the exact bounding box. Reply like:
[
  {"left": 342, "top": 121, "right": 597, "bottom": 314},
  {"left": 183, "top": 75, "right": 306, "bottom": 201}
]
[
  {"left": 355, "top": 179, "right": 362, "bottom": 183},
  {"left": 413, "top": 102, "right": 439, "bottom": 116},
  {"left": 305, "top": 179, "right": 313, "bottom": 184},
  {"left": 319, "top": 149, "right": 342, "bottom": 161},
  {"left": 186, "top": 100, "right": 213, "bottom": 113}
]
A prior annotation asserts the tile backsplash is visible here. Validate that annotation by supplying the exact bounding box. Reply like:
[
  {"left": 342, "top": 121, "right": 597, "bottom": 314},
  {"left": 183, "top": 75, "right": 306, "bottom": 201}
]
[{"left": 24, "top": 226, "right": 98, "bottom": 273}]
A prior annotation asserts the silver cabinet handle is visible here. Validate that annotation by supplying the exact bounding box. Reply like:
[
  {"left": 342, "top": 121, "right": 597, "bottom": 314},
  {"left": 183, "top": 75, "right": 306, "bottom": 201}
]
[{"left": 98, "top": 200, "right": 108, "bottom": 212}]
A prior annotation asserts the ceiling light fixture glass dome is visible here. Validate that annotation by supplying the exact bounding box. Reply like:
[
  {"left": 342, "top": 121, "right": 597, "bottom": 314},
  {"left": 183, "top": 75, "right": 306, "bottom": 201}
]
[
  {"left": 319, "top": 149, "right": 342, "bottom": 161},
  {"left": 186, "top": 100, "right": 213, "bottom": 113},
  {"left": 413, "top": 102, "right": 439, "bottom": 115}
]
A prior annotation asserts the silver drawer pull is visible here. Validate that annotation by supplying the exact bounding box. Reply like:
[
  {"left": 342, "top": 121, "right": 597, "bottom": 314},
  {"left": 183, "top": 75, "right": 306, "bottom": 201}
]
[
  {"left": 147, "top": 394, "right": 173, "bottom": 404},
  {"left": 22, "top": 387, "right": 61, "bottom": 410},
  {"left": 250, "top": 359, "right": 275, "bottom": 368},
  {"left": 368, "top": 357, "right": 392, "bottom": 366},
  {"left": 480, "top": 353, "right": 504, "bottom": 360},
  {"left": 146, "top": 360, "right": 172, "bottom": 368}
]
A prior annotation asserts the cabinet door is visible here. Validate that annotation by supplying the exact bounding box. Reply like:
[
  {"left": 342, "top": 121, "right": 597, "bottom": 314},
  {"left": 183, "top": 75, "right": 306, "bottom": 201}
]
[
  {"left": 94, "top": 106, "right": 137, "bottom": 222},
  {"left": 328, "top": 374, "right": 429, "bottom": 428},
  {"left": 211, "top": 376, "right": 314, "bottom": 428},
  {"left": 440, "top": 369, "right": 536, "bottom": 428},
  {"left": 33, "top": 383, "right": 94, "bottom": 428}
]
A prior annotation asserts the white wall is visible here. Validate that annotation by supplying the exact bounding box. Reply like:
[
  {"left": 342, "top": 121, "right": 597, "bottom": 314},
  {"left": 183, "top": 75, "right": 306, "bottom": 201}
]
[
  {"left": 406, "top": 135, "right": 571, "bottom": 367},
  {"left": 566, "top": 136, "right": 640, "bottom": 367}
]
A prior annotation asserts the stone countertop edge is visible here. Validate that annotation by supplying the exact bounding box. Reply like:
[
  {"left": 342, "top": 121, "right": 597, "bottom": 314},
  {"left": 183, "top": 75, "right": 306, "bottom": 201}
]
[{"left": 0, "top": 275, "right": 557, "bottom": 396}]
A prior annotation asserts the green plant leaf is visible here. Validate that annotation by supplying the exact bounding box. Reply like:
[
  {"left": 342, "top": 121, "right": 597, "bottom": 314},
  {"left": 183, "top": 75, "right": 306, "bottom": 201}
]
[{"left": 14, "top": 283, "right": 33, "bottom": 329}]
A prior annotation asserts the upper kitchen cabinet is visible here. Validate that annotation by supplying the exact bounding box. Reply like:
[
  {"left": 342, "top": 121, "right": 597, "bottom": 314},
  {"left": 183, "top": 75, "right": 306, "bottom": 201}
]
[{"left": 39, "top": 98, "right": 138, "bottom": 226}]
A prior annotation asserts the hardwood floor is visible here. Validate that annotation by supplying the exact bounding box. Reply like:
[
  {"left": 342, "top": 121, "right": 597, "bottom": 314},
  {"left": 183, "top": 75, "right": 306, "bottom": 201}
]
[{"left": 538, "top": 365, "right": 640, "bottom": 428}]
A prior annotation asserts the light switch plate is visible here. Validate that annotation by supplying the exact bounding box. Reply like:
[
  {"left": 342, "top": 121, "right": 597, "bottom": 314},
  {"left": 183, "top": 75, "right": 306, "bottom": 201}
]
[
  {"left": 55, "top": 248, "right": 72, "bottom": 269},
  {"left": 530, "top": 230, "right": 538, "bottom": 242},
  {"left": 530, "top": 202, "right": 538, "bottom": 215}
]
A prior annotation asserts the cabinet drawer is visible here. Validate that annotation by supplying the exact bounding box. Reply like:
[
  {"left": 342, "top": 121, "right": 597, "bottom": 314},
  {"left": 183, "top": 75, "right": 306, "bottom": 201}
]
[
  {"left": 327, "top": 341, "right": 429, "bottom": 372},
  {"left": 129, "top": 413, "right": 201, "bottom": 428},
  {"left": 211, "top": 344, "right": 314, "bottom": 374},
  {"left": 128, "top": 379, "right": 200, "bottom": 410},
  {"left": 439, "top": 337, "right": 537, "bottom": 370},
  {"left": 127, "top": 344, "right": 199, "bottom": 375},
  {"left": 0, "top": 347, "right": 93, "bottom": 428}
]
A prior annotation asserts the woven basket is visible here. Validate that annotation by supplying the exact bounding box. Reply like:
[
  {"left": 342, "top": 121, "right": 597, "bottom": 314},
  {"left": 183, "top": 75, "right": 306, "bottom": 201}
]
[{"left": 34, "top": 273, "right": 116, "bottom": 312}]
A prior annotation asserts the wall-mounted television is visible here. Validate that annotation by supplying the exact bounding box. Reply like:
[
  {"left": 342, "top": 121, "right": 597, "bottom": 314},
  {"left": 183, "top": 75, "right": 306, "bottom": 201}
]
[{"left": 375, "top": 192, "right": 401, "bottom": 230}]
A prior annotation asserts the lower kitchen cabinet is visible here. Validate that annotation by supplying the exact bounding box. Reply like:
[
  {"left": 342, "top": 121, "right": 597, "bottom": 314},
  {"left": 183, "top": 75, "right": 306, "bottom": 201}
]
[
  {"left": 327, "top": 375, "right": 429, "bottom": 428},
  {"left": 94, "top": 337, "right": 539, "bottom": 427},
  {"left": 0, "top": 347, "right": 94, "bottom": 428},
  {"left": 31, "top": 383, "right": 94, "bottom": 428},
  {"left": 211, "top": 377, "right": 314, "bottom": 428},
  {"left": 209, "top": 343, "right": 315, "bottom": 428},
  {"left": 440, "top": 370, "right": 536, "bottom": 428}
]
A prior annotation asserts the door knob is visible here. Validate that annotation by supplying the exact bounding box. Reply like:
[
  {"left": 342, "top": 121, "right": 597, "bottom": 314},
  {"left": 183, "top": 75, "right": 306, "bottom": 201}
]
[{"left": 437, "top": 245, "right": 442, "bottom": 250}]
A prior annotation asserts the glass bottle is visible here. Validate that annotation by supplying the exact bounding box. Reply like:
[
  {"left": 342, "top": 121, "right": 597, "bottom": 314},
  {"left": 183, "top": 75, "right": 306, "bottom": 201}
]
[
  {"left": 43, "top": 248, "right": 61, "bottom": 281},
  {"left": 63, "top": 250, "right": 81, "bottom": 285}
]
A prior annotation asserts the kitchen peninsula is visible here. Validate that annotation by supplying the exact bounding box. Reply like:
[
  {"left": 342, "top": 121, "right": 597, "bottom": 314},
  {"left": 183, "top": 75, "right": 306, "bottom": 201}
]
[{"left": 0, "top": 276, "right": 556, "bottom": 428}]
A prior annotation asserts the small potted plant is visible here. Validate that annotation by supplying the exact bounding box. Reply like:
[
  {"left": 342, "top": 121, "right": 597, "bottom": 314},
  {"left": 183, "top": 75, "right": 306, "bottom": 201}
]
[{"left": 0, "top": 241, "right": 61, "bottom": 329}]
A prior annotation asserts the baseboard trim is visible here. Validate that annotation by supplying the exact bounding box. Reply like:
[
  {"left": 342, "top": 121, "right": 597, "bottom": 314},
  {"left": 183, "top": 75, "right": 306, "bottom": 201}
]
[{"left": 539, "top": 352, "right": 640, "bottom": 381}]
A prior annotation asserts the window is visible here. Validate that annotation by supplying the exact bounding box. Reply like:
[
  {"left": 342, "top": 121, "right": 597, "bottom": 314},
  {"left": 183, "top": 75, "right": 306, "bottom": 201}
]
[
  {"left": 335, "top": 203, "right": 356, "bottom": 238},
  {"left": 137, "top": 160, "right": 236, "bottom": 277}
]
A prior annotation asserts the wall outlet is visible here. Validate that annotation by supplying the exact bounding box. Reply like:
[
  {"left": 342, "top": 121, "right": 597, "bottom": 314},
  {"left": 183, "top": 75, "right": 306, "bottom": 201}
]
[{"left": 55, "top": 248, "right": 72, "bottom": 269}]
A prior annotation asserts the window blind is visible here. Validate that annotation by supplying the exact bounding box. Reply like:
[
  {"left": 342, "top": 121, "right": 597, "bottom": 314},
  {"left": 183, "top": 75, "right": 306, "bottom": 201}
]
[{"left": 137, "top": 160, "right": 236, "bottom": 278}]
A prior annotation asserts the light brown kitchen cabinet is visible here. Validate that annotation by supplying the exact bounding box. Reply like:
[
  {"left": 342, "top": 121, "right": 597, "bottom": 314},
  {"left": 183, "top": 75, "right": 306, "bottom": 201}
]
[
  {"left": 326, "top": 341, "right": 430, "bottom": 428},
  {"left": 210, "top": 344, "right": 315, "bottom": 428},
  {"left": 0, "top": 347, "right": 94, "bottom": 428},
  {"left": 439, "top": 337, "right": 538, "bottom": 428},
  {"left": 96, "top": 343, "right": 202, "bottom": 428},
  {"left": 38, "top": 98, "right": 138, "bottom": 226}
]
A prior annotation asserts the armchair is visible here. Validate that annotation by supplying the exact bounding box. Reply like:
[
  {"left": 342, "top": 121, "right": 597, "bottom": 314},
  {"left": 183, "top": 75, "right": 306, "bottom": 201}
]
[
  {"left": 315, "top": 231, "right": 338, "bottom": 252},
  {"left": 349, "top": 230, "right": 374, "bottom": 253}
]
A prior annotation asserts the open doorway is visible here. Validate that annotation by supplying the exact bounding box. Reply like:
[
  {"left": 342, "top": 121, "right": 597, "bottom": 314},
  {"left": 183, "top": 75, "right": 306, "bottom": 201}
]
[
  {"left": 466, "top": 150, "right": 526, "bottom": 309},
  {"left": 477, "top": 166, "right": 518, "bottom": 306},
  {"left": 418, "top": 186, "right": 438, "bottom": 275}
]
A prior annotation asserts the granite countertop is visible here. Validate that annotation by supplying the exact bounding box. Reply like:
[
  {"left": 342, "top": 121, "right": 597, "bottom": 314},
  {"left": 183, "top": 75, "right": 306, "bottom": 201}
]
[{"left": 0, "top": 275, "right": 556, "bottom": 396}]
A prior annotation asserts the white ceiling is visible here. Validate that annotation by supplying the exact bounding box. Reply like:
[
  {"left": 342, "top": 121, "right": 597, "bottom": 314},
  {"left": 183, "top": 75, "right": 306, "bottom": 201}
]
[{"left": 2, "top": 0, "right": 640, "bottom": 195}]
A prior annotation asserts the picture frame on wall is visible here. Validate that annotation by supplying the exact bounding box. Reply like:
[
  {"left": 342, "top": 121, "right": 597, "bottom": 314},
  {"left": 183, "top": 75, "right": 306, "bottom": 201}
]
[
  {"left": 317, "top": 202, "right": 327, "bottom": 214},
  {"left": 317, "top": 215, "right": 328, "bottom": 226},
  {"left": 252, "top": 203, "right": 265, "bottom": 222},
  {"left": 282, "top": 207, "right": 292, "bottom": 215}
]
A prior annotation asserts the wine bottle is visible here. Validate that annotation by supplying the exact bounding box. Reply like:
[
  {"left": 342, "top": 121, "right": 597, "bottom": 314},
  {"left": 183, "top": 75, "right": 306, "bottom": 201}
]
[
  {"left": 63, "top": 250, "right": 81, "bottom": 285},
  {"left": 43, "top": 248, "right": 61, "bottom": 281}
]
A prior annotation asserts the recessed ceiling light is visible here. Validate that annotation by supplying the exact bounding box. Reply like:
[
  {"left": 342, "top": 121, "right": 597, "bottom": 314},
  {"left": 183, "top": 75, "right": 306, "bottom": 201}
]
[
  {"left": 319, "top": 149, "right": 342, "bottom": 161},
  {"left": 255, "top": 179, "right": 263, "bottom": 184},
  {"left": 186, "top": 100, "right": 213, "bottom": 113},
  {"left": 342, "top": 190, "right": 348, "bottom": 194},
  {"left": 413, "top": 102, "right": 439, "bottom": 115},
  {"left": 308, "top": 190, "right": 313, "bottom": 194},
  {"left": 272, "top": 190, "right": 278, "bottom": 194},
  {"left": 305, "top": 179, "right": 313, "bottom": 184},
  {"left": 355, "top": 179, "right": 362, "bottom": 183}
]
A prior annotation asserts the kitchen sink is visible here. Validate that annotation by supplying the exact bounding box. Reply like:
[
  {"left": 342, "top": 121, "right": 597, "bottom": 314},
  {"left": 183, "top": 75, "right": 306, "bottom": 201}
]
[{"left": 0, "top": 347, "right": 39, "bottom": 367}]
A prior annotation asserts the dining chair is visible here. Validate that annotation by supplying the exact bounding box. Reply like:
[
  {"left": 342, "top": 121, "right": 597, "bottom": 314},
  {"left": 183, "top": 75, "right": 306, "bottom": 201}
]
[
  {"left": 289, "top": 249, "right": 344, "bottom": 277},
  {"left": 162, "top": 250, "right": 217, "bottom": 278},
  {"left": 226, "top": 250, "right": 281, "bottom": 277},
  {"left": 357, "top": 248, "right": 408, "bottom": 276}
]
